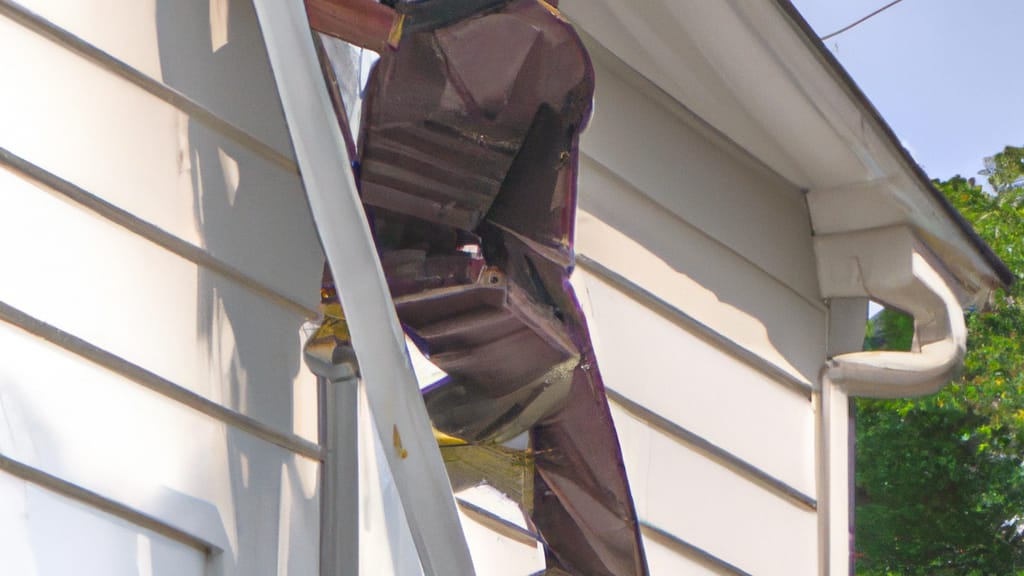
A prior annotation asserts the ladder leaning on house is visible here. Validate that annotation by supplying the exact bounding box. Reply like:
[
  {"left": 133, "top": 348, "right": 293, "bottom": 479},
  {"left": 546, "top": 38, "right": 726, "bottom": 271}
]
[{"left": 253, "top": 2, "right": 476, "bottom": 574}]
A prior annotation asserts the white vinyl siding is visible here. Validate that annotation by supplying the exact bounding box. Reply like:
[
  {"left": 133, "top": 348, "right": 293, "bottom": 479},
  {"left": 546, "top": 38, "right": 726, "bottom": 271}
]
[
  {"left": 581, "top": 272, "right": 816, "bottom": 496},
  {"left": 17, "top": 0, "right": 295, "bottom": 158},
  {"left": 0, "top": 2, "right": 324, "bottom": 574},
  {"left": 612, "top": 404, "right": 817, "bottom": 576},
  {"left": 0, "top": 469, "right": 207, "bottom": 576},
  {"left": 573, "top": 42, "right": 824, "bottom": 575},
  {"left": 0, "top": 8, "right": 320, "bottom": 308}
]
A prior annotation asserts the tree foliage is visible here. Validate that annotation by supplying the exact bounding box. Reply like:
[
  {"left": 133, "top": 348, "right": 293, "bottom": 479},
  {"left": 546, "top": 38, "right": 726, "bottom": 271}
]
[
  {"left": 981, "top": 146, "right": 1024, "bottom": 195},
  {"left": 855, "top": 147, "right": 1024, "bottom": 575}
]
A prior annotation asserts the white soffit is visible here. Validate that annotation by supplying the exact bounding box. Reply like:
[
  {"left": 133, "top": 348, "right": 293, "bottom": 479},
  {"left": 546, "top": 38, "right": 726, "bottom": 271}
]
[{"left": 560, "top": 0, "right": 1009, "bottom": 301}]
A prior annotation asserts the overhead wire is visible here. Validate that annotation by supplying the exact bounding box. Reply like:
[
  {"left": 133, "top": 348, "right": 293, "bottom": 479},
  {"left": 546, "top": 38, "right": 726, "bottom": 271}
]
[{"left": 820, "top": 0, "right": 909, "bottom": 41}]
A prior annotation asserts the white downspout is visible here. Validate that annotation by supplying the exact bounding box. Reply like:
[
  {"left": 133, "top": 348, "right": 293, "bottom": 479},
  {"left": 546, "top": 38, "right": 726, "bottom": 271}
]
[
  {"left": 815, "top": 226, "right": 969, "bottom": 576},
  {"left": 305, "top": 353, "right": 360, "bottom": 576},
  {"left": 825, "top": 251, "right": 967, "bottom": 398},
  {"left": 816, "top": 251, "right": 967, "bottom": 573},
  {"left": 815, "top": 226, "right": 967, "bottom": 398}
]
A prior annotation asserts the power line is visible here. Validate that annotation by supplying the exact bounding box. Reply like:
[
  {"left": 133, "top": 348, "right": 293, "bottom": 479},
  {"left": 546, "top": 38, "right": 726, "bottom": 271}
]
[{"left": 820, "top": 0, "right": 909, "bottom": 41}]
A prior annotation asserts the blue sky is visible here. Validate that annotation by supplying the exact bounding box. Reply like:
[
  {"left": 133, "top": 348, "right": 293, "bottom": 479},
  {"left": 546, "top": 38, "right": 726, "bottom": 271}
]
[{"left": 791, "top": 0, "right": 1024, "bottom": 184}]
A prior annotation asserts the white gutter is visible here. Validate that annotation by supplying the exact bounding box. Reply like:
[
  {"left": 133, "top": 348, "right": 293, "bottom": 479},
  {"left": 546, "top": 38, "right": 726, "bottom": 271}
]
[
  {"left": 251, "top": 2, "right": 475, "bottom": 574},
  {"left": 816, "top": 226, "right": 967, "bottom": 398}
]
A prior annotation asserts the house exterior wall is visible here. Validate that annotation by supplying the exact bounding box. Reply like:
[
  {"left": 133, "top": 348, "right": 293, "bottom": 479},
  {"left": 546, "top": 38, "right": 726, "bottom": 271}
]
[
  {"left": 570, "top": 48, "right": 827, "bottom": 575},
  {"left": 0, "top": 1, "right": 325, "bottom": 574},
  {"left": 0, "top": 1, "right": 878, "bottom": 575}
]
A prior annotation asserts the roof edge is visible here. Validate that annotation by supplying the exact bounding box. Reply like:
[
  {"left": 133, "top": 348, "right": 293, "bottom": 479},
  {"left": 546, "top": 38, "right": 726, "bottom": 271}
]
[{"left": 772, "top": 0, "right": 1013, "bottom": 288}]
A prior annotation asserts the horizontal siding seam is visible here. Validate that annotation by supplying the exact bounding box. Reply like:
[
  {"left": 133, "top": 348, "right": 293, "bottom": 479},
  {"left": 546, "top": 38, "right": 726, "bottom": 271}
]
[
  {"left": 455, "top": 497, "right": 540, "bottom": 548},
  {"left": 0, "top": 147, "right": 318, "bottom": 320},
  {"left": 607, "top": 388, "right": 817, "bottom": 511},
  {"left": 0, "top": 0, "right": 298, "bottom": 174},
  {"left": 0, "top": 300, "right": 323, "bottom": 461},
  {"left": 0, "top": 453, "right": 215, "bottom": 554},
  {"left": 577, "top": 254, "right": 815, "bottom": 397},
  {"left": 640, "top": 522, "right": 753, "bottom": 576}
]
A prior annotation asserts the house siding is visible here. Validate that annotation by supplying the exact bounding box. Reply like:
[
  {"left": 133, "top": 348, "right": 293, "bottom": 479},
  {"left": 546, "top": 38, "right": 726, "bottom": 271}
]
[
  {"left": 2, "top": 1, "right": 854, "bottom": 574},
  {"left": 0, "top": 2, "right": 324, "bottom": 574},
  {"left": 572, "top": 47, "right": 824, "bottom": 576}
]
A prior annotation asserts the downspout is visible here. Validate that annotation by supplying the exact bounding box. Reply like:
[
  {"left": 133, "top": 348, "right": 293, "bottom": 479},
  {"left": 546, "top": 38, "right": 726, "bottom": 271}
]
[
  {"left": 815, "top": 226, "right": 969, "bottom": 575},
  {"left": 815, "top": 225, "right": 967, "bottom": 398},
  {"left": 304, "top": 350, "right": 360, "bottom": 576}
]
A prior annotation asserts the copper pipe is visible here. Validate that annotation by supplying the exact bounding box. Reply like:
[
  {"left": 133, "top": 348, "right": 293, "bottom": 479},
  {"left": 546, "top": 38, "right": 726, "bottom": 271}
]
[{"left": 305, "top": 0, "right": 398, "bottom": 52}]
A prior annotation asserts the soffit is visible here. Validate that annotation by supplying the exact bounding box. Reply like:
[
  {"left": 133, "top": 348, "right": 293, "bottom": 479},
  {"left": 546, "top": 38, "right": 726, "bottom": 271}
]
[{"left": 560, "top": 0, "right": 1011, "bottom": 303}]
